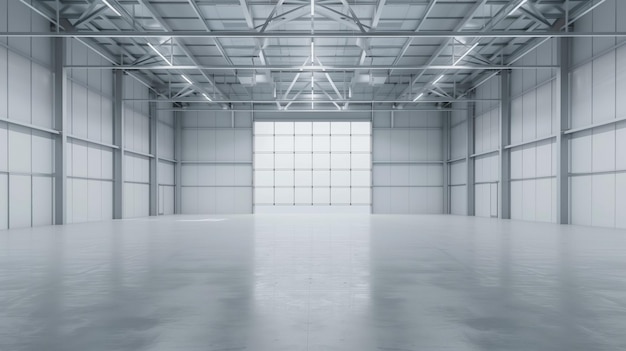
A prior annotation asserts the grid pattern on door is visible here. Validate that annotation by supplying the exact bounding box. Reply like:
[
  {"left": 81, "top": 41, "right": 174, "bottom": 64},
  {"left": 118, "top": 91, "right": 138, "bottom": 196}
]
[{"left": 253, "top": 121, "right": 371, "bottom": 207}]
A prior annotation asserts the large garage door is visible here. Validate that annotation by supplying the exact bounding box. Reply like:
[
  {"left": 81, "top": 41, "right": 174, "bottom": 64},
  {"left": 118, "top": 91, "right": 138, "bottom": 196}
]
[{"left": 253, "top": 121, "right": 371, "bottom": 213}]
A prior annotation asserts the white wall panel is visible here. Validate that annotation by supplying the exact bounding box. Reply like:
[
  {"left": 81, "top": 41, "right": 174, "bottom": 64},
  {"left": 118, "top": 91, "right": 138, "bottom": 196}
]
[
  {"left": 0, "top": 47, "right": 7, "bottom": 120},
  {"left": 0, "top": 174, "right": 7, "bottom": 229},
  {"left": 591, "top": 126, "right": 616, "bottom": 172},
  {"left": 373, "top": 111, "right": 444, "bottom": 214},
  {"left": 32, "top": 177, "right": 52, "bottom": 226},
  {"left": 450, "top": 120, "right": 466, "bottom": 159},
  {"left": 617, "top": 174, "right": 626, "bottom": 229},
  {"left": 450, "top": 186, "right": 467, "bottom": 215},
  {"left": 31, "top": 64, "right": 53, "bottom": 128},
  {"left": 0, "top": 2, "right": 55, "bottom": 229},
  {"left": 9, "top": 175, "right": 31, "bottom": 228},
  {"left": 571, "top": 176, "right": 592, "bottom": 226},
  {"left": 31, "top": 131, "right": 53, "bottom": 174},
  {"left": 450, "top": 161, "right": 466, "bottom": 185},
  {"left": 71, "top": 83, "right": 88, "bottom": 137},
  {"left": 7, "top": 52, "right": 31, "bottom": 123},
  {"left": 591, "top": 174, "right": 616, "bottom": 228},
  {"left": 180, "top": 111, "right": 252, "bottom": 214},
  {"left": 617, "top": 122, "right": 626, "bottom": 170},
  {"left": 8, "top": 125, "right": 31, "bottom": 173},
  {"left": 617, "top": 46, "right": 626, "bottom": 119},
  {"left": 160, "top": 186, "right": 175, "bottom": 215},
  {"left": 592, "top": 54, "right": 616, "bottom": 123},
  {"left": 568, "top": 4, "right": 626, "bottom": 229},
  {"left": 571, "top": 64, "right": 593, "bottom": 128},
  {"left": 570, "top": 131, "right": 592, "bottom": 174}
]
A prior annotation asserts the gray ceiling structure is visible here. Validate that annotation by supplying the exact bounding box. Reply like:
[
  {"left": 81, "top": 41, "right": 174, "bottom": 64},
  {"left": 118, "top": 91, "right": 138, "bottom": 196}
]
[{"left": 19, "top": 0, "right": 605, "bottom": 110}]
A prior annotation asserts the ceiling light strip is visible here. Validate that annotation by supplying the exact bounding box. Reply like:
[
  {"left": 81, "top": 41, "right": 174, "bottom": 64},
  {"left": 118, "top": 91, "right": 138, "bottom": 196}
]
[
  {"left": 102, "top": 0, "right": 122, "bottom": 16},
  {"left": 508, "top": 0, "right": 528, "bottom": 16},
  {"left": 147, "top": 42, "right": 173, "bottom": 66}
]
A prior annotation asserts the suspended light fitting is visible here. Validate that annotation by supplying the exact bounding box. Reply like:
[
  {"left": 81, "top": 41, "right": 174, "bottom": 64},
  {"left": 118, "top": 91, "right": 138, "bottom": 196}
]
[
  {"left": 181, "top": 75, "right": 193, "bottom": 85},
  {"left": 102, "top": 0, "right": 122, "bottom": 16},
  {"left": 508, "top": 0, "right": 528, "bottom": 15},
  {"left": 453, "top": 43, "right": 479, "bottom": 66},
  {"left": 147, "top": 42, "right": 172, "bottom": 66}
]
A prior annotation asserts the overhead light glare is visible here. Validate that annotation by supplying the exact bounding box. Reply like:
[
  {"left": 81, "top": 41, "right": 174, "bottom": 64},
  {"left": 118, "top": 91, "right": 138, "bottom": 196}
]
[
  {"left": 508, "top": 0, "right": 528, "bottom": 16},
  {"left": 202, "top": 93, "right": 212, "bottom": 101},
  {"left": 147, "top": 42, "right": 172, "bottom": 66},
  {"left": 348, "top": 86, "right": 352, "bottom": 98},
  {"left": 311, "top": 40, "right": 315, "bottom": 64},
  {"left": 433, "top": 75, "right": 444, "bottom": 85},
  {"left": 102, "top": 0, "right": 122, "bottom": 16},
  {"left": 413, "top": 93, "right": 424, "bottom": 102},
  {"left": 181, "top": 74, "right": 193, "bottom": 85},
  {"left": 311, "top": 0, "right": 315, "bottom": 16},
  {"left": 454, "top": 43, "right": 479, "bottom": 66}
]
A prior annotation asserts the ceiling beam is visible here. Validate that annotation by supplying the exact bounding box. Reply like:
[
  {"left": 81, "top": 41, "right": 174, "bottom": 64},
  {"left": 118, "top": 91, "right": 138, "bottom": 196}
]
[
  {"left": 4, "top": 30, "right": 622, "bottom": 38},
  {"left": 65, "top": 64, "right": 557, "bottom": 70}
]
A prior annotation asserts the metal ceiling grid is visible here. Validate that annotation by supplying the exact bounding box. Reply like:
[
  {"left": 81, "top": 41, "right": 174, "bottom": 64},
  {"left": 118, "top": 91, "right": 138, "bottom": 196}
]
[{"left": 17, "top": 0, "right": 601, "bottom": 109}]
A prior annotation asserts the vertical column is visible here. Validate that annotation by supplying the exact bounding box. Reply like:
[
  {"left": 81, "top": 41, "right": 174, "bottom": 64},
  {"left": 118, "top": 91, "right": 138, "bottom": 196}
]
[
  {"left": 499, "top": 70, "right": 511, "bottom": 219},
  {"left": 556, "top": 37, "right": 570, "bottom": 224},
  {"left": 174, "top": 112, "right": 182, "bottom": 214},
  {"left": 149, "top": 92, "right": 158, "bottom": 216},
  {"left": 113, "top": 70, "right": 124, "bottom": 219},
  {"left": 442, "top": 111, "right": 450, "bottom": 214},
  {"left": 53, "top": 37, "right": 67, "bottom": 225},
  {"left": 466, "top": 98, "right": 475, "bottom": 216}
]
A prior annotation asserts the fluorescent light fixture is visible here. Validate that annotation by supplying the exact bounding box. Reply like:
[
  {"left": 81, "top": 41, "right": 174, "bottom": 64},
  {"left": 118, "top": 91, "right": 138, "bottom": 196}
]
[
  {"left": 508, "top": 0, "right": 528, "bottom": 15},
  {"left": 413, "top": 93, "right": 424, "bottom": 102},
  {"left": 181, "top": 74, "right": 193, "bottom": 85},
  {"left": 311, "top": 40, "right": 315, "bottom": 63},
  {"left": 311, "top": 0, "right": 315, "bottom": 16},
  {"left": 311, "top": 74, "right": 314, "bottom": 86},
  {"left": 202, "top": 93, "right": 212, "bottom": 101},
  {"left": 433, "top": 75, "right": 444, "bottom": 85},
  {"left": 273, "top": 85, "right": 277, "bottom": 98},
  {"left": 102, "top": 0, "right": 122, "bottom": 16},
  {"left": 348, "top": 86, "right": 352, "bottom": 98},
  {"left": 147, "top": 42, "right": 172, "bottom": 66},
  {"left": 454, "top": 42, "right": 479, "bottom": 65}
]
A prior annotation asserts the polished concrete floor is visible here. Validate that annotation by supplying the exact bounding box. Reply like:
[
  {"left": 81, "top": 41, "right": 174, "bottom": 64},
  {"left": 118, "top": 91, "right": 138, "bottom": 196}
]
[{"left": 1, "top": 215, "right": 626, "bottom": 351}]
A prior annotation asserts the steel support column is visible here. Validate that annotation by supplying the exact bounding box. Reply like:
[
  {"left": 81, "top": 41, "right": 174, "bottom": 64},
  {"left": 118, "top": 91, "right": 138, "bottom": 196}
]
[
  {"left": 149, "top": 92, "right": 158, "bottom": 216},
  {"left": 113, "top": 70, "right": 125, "bottom": 219},
  {"left": 466, "top": 98, "right": 475, "bottom": 216},
  {"left": 556, "top": 38, "right": 570, "bottom": 224},
  {"left": 499, "top": 70, "right": 511, "bottom": 219},
  {"left": 53, "top": 37, "right": 67, "bottom": 225},
  {"left": 442, "top": 111, "right": 450, "bottom": 214},
  {"left": 174, "top": 113, "right": 182, "bottom": 214}
]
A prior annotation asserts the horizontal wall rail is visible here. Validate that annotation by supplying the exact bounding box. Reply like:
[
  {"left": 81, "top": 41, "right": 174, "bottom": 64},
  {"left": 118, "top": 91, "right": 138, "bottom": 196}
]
[
  {"left": 505, "top": 135, "right": 556, "bottom": 149},
  {"left": 564, "top": 115, "right": 626, "bottom": 135},
  {"left": 0, "top": 117, "right": 60, "bottom": 135},
  {"left": 470, "top": 149, "right": 499, "bottom": 158},
  {"left": 68, "top": 135, "right": 119, "bottom": 149},
  {"left": 124, "top": 149, "right": 155, "bottom": 159}
]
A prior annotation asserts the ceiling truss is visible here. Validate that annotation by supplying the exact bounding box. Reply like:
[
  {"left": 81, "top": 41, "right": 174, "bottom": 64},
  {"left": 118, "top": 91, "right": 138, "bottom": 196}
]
[{"left": 11, "top": 0, "right": 612, "bottom": 108}]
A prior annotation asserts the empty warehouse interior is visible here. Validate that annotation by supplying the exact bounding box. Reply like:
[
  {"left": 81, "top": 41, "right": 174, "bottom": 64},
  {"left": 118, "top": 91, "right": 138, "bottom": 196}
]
[{"left": 1, "top": 0, "right": 626, "bottom": 350}]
